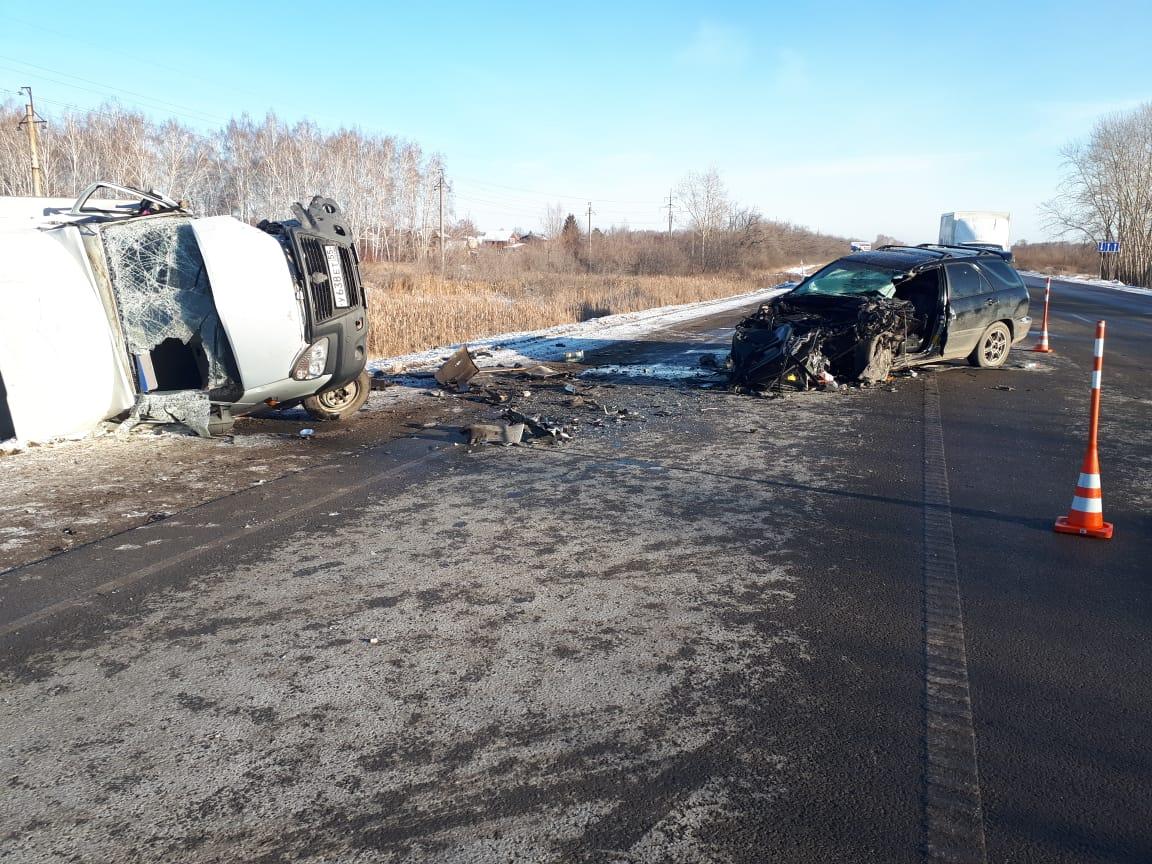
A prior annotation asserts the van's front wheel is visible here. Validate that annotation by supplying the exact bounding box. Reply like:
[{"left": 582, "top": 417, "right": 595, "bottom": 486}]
[{"left": 304, "top": 371, "right": 372, "bottom": 421}]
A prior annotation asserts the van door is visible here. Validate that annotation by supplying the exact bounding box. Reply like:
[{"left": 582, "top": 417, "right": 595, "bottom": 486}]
[{"left": 942, "top": 262, "right": 996, "bottom": 359}]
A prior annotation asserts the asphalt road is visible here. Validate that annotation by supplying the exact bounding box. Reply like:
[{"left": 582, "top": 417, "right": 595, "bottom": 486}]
[{"left": 1, "top": 276, "right": 1149, "bottom": 863}]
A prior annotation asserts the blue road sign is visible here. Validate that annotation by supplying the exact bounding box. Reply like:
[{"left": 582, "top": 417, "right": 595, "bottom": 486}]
[{"left": 1098, "top": 241, "right": 1120, "bottom": 253}]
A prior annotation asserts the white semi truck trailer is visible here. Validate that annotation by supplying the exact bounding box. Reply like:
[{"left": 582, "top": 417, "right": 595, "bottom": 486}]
[{"left": 938, "top": 211, "right": 1011, "bottom": 252}]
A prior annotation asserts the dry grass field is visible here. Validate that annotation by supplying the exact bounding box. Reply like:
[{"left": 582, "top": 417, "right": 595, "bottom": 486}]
[{"left": 360, "top": 263, "right": 785, "bottom": 357}]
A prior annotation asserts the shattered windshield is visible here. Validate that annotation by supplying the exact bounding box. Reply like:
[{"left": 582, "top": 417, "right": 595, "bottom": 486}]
[
  {"left": 101, "top": 216, "right": 241, "bottom": 399},
  {"left": 793, "top": 262, "right": 899, "bottom": 298}
]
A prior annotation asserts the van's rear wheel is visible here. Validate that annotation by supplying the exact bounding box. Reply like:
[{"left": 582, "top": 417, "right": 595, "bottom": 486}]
[
  {"left": 968, "top": 322, "right": 1011, "bottom": 368},
  {"left": 304, "top": 371, "right": 372, "bottom": 421}
]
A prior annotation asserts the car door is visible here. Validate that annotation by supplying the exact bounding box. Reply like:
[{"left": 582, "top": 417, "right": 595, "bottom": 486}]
[{"left": 941, "top": 262, "right": 996, "bottom": 359}]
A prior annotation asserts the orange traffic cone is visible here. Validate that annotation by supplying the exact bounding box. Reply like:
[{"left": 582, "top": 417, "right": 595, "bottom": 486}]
[
  {"left": 1054, "top": 320, "right": 1113, "bottom": 539},
  {"left": 1032, "top": 276, "right": 1053, "bottom": 352}
]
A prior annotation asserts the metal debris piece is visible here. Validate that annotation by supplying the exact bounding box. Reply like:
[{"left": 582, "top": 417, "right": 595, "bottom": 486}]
[
  {"left": 299, "top": 428, "right": 315, "bottom": 438},
  {"left": 504, "top": 409, "right": 575, "bottom": 443},
  {"left": 466, "top": 422, "right": 526, "bottom": 445},
  {"left": 563, "top": 384, "right": 579, "bottom": 394},
  {"left": 564, "top": 350, "right": 584, "bottom": 363},
  {"left": 435, "top": 345, "right": 481, "bottom": 392},
  {"left": 116, "top": 390, "right": 213, "bottom": 439},
  {"left": 426, "top": 389, "right": 445, "bottom": 398},
  {"left": 992, "top": 385, "right": 1015, "bottom": 391}
]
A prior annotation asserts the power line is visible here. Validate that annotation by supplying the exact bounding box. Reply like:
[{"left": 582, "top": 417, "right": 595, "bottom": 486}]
[
  {"left": 0, "top": 13, "right": 270, "bottom": 103},
  {"left": 0, "top": 55, "right": 228, "bottom": 125}
]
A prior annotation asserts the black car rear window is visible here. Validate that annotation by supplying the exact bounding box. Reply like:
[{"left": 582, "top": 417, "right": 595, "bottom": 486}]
[
  {"left": 976, "top": 259, "right": 1024, "bottom": 292},
  {"left": 946, "top": 263, "right": 994, "bottom": 299}
]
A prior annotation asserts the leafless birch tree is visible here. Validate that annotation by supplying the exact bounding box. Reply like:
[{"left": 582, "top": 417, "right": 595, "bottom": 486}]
[
  {"left": 676, "top": 167, "right": 730, "bottom": 265},
  {"left": 1043, "top": 102, "right": 1152, "bottom": 285}
]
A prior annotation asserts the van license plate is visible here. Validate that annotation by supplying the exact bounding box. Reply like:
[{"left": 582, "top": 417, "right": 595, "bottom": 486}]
[{"left": 324, "top": 246, "right": 350, "bottom": 308}]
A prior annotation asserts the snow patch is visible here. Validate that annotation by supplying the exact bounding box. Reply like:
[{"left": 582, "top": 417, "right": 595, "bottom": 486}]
[
  {"left": 1019, "top": 270, "right": 1151, "bottom": 297},
  {"left": 581, "top": 364, "right": 714, "bottom": 381}
]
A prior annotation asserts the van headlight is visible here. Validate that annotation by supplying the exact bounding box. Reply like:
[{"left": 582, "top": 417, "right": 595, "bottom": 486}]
[{"left": 291, "top": 338, "right": 330, "bottom": 380}]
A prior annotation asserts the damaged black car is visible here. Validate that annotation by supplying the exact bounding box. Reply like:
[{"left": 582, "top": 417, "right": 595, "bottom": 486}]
[{"left": 729, "top": 245, "right": 1032, "bottom": 391}]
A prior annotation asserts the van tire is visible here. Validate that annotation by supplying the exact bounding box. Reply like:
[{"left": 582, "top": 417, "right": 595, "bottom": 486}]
[
  {"left": 968, "top": 322, "right": 1011, "bottom": 368},
  {"left": 304, "top": 371, "right": 372, "bottom": 421}
]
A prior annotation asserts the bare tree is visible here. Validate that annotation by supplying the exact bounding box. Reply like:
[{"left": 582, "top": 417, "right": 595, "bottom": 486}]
[
  {"left": 1043, "top": 102, "right": 1152, "bottom": 285},
  {"left": 676, "top": 167, "right": 730, "bottom": 265},
  {"left": 541, "top": 202, "right": 565, "bottom": 239}
]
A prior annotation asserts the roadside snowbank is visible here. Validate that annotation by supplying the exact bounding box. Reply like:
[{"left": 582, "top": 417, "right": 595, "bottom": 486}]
[
  {"left": 367, "top": 282, "right": 795, "bottom": 373},
  {"left": 1019, "top": 270, "right": 1151, "bottom": 297}
]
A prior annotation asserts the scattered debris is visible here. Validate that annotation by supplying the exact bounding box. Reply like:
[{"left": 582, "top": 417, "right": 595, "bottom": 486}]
[
  {"left": 299, "top": 428, "right": 315, "bottom": 438},
  {"left": 563, "top": 350, "right": 584, "bottom": 363},
  {"left": 434, "top": 345, "right": 482, "bottom": 392},
  {"left": 426, "top": 389, "right": 445, "bottom": 399},
  {"left": 504, "top": 409, "right": 576, "bottom": 443},
  {"left": 992, "top": 385, "right": 1016, "bottom": 391}
]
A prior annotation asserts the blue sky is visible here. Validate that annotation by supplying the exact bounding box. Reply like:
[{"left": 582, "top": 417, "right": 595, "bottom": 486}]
[{"left": 3, "top": 1, "right": 1150, "bottom": 242}]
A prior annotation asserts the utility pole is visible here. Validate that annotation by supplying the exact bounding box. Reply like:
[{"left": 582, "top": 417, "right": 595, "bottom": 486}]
[
  {"left": 433, "top": 168, "right": 448, "bottom": 276},
  {"left": 665, "top": 189, "right": 674, "bottom": 239},
  {"left": 18, "top": 86, "right": 45, "bottom": 197},
  {"left": 586, "top": 201, "right": 593, "bottom": 262}
]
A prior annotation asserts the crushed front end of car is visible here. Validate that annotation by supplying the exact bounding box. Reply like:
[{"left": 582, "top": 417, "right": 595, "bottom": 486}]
[{"left": 729, "top": 293, "right": 912, "bottom": 392}]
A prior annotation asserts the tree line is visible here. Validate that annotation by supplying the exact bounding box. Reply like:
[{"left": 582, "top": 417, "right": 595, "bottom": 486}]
[
  {"left": 0, "top": 100, "right": 852, "bottom": 274},
  {"left": 0, "top": 100, "right": 444, "bottom": 262},
  {"left": 1045, "top": 102, "right": 1152, "bottom": 286}
]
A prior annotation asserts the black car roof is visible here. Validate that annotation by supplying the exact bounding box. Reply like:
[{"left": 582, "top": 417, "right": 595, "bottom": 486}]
[
  {"left": 843, "top": 248, "right": 941, "bottom": 270},
  {"left": 839, "top": 244, "right": 993, "bottom": 273}
]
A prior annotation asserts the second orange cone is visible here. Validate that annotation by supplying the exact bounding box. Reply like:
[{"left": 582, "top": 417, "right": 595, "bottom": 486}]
[{"left": 1054, "top": 320, "right": 1113, "bottom": 539}]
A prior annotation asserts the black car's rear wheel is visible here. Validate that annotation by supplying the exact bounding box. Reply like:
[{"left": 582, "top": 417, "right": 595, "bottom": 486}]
[{"left": 968, "top": 322, "right": 1011, "bottom": 368}]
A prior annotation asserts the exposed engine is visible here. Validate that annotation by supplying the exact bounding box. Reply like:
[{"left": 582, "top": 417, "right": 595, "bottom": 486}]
[{"left": 729, "top": 293, "right": 912, "bottom": 391}]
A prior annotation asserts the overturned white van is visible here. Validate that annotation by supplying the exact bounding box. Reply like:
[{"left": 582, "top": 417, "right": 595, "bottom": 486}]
[{"left": 0, "top": 182, "right": 371, "bottom": 443}]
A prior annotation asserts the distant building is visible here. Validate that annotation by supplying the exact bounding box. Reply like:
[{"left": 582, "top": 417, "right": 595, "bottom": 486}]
[{"left": 476, "top": 229, "right": 524, "bottom": 251}]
